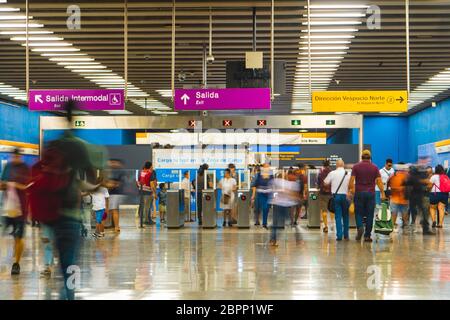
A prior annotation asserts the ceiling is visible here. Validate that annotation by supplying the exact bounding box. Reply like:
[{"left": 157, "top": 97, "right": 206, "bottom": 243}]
[{"left": 0, "top": 0, "right": 449, "bottom": 116}]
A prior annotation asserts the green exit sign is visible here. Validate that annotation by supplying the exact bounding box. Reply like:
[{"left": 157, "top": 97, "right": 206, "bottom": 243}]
[
  {"left": 291, "top": 119, "right": 302, "bottom": 126},
  {"left": 74, "top": 120, "right": 86, "bottom": 127},
  {"left": 326, "top": 120, "right": 336, "bottom": 125}
]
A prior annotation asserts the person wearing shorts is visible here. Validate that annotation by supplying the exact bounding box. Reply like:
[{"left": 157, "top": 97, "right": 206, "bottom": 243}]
[
  {"left": 0, "top": 149, "right": 30, "bottom": 275},
  {"left": 429, "top": 165, "right": 449, "bottom": 228},
  {"left": 106, "top": 159, "right": 127, "bottom": 233},
  {"left": 91, "top": 184, "right": 109, "bottom": 238},
  {"left": 318, "top": 160, "right": 332, "bottom": 233}
]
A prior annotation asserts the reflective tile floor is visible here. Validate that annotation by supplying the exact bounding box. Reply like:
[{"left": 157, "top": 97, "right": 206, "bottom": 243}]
[{"left": 0, "top": 213, "right": 449, "bottom": 300}]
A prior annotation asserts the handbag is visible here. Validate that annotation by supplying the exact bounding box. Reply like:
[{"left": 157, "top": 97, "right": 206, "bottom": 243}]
[
  {"left": 222, "top": 193, "right": 231, "bottom": 205},
  {"left": 327, "top": 171, "right": 348, "bottom": 213},
  {"left": 102, "top": 210, "right": 108, "bottom": 221}
]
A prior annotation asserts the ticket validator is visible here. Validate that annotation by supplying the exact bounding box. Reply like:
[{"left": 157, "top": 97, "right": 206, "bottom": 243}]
[
  {"left": 166, "top": 181, "right": 185, "bottom": 229},
  {"left": 202, "top": 170, "right": 217, "bottom": 228},
  {"left": 307, "top": 169, "right": 321, "bottom": 228},
  {"left": 236, "top": 169, "right": 251, "bottom": 228}
]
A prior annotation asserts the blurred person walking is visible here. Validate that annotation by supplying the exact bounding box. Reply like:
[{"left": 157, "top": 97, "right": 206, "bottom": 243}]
[
  {"left": 28, "top": 100, "right": 98, "bottom": 299},
  {"left": 318, "top": 160, "right": 333, "bottom": 233},
  {"left": 269, "top": 171, "right": 301, "bottom": 246},
  {"left": 429, "top": 165, "right": 450, "bottom": 228},
  {"left": 406, "top": 165, "right": 434, "bottom": 235},
  {"left": 387, "top": 163, "right": 410, "bottom": 231},
  {"left": 251, "top": 163, "right": 273, "bottom": 229},
  {"left": 348, "top": 150, "right": 386, "bottom": 242},
  {"left": 324, "top": 159, "right": 350, "bottom": 241},
  {"left": 0, "top": 149, "right": 30, "bottom": 275},
  {"left": 250, "top": 165, "right": 261, "bottom": 225},
  {"left": 105, "top": 159, "right": 127, "bottom": 233}
]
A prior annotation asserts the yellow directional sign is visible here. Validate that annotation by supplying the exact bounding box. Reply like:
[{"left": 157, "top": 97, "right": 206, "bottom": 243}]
[{"left": 312, "top": 90, "right": 408, "bottom": 112}]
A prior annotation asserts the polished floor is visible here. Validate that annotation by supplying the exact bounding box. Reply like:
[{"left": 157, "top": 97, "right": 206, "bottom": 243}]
[{"left": 0, "top": 211, "right": 449, "bottom": 300}]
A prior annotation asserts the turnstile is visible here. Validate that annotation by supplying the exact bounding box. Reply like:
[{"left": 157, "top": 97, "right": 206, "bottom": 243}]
[
  {"left": 237, "top": 190, "right": 251, "bottom": 228},
  {"left": 166, "top": 189, "right": 185, "bottom": 228},
  {"left": 202, "top": 189, "right": 217, "bottom": 228},
  {"left": 307, "top": 191, "right": 321, "bottom": 228}
]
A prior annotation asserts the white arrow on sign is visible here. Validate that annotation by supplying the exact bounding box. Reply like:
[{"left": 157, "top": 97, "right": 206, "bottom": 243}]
[
  {"left": 35, "top": 95, "right": 43, "bottom": 104},
  {"left": 181, "top": 93, "right": 190, "bottom": 105}
]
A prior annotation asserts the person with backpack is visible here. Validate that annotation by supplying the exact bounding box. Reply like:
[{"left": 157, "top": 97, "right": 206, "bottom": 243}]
[
  {"left": 429, "top": 164, "right": 450, "bottom": 228},
  {"left": 317, "top": 160, "right": 333, "bottom": 233},
  {"left": 28, "top": 100, "right": 99, "bottom": 299}
]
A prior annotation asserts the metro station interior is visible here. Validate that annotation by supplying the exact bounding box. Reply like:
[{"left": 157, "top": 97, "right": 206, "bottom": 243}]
[{"left": 0, "top": 0, "right": 449, "bottom": 302}]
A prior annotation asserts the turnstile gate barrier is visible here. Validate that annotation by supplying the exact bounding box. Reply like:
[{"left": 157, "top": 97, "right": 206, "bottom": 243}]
[
  {"left": 166, "top": 189, "right": 185, "bottom": 228},
  {"left": 237, "top": 190, "right": 251, "bottom": 228},
  {"left": 202, "top": 189, "right": 217, "bottom": 228}
]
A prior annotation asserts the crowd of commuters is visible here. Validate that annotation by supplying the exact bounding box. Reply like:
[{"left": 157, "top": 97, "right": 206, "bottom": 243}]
[{"left": 1, "top": 133, "right": 449, "bottom": 297}]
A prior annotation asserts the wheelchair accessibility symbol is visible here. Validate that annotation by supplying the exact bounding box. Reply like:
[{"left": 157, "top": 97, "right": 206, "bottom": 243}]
[{"left": 109, "top": 93, "right": 122, "bottom": 106}]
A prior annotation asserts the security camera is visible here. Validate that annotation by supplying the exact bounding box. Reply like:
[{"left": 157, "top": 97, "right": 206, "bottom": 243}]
[
  {"left": 206, "top": 54, "right": 215, "bottom": 64},
  {"left": 178, "top": 71, "right": 186, "bottom": 82},
  {"left": 202, "top": 110, "right": 208, "bottom": 116}
]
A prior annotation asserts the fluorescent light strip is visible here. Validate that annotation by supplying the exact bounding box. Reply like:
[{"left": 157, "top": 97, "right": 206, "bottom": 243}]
[
  {"left": 301, "top": 35, "right": 354, "bottom": 39},
  {"left": 0, "top": 15, "right": 32, "bottom": 20},
  {"left": 301, "top": 28, "right": 358, "bottom": 33},
  {"left": 21, "top": 42, "right": 72, "bottom": 47},
  {"left": 0, "top": 30, "right": 53, "bottom": 35},
  {"left": 0, "top": 8, "right": 20, "bottom": 12},
  {"left": 42, "top": 53, "right": 87, "bottom": 57},
  {"left": 305, "top": 13, "right": 366, "bottom": 18},
  {"left": 302, "top": 21, "right": 362, "bottom": 26},
  {"left": 11, "top": 36, "right": 63, "bottom": 41},
  {"left": 32, "top": 48, "right": 80, "bottom": 52},
  {"left": 306, "top": 5, "right": 369, "bottom": 9},
  {"left": 0, "top": 23, "right": 43, "bottom": 28}
]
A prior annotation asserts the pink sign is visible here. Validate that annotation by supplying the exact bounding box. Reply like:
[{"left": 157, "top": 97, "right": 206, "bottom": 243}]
[
  {"left": 174, "top": 88, "right": 271, "bottom": 111},
  {"left": 28, "top": 89, "right": 124, "bottom": 111}
]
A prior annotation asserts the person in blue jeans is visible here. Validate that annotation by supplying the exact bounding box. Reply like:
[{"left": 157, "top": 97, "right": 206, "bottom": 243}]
[
  {"left": 251, "top": 163, "right": 273, "bottom": 229},
  {"left": 348, "top": 150, "right": 386, "bottom": 242},
  {"left": 324, "top": 160, "right": 351, "bottom": 241}
]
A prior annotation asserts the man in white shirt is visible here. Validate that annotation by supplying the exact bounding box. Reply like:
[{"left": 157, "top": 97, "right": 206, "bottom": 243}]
[
  {"left": 376, "top": 159, "right": 394, "bottom": 205},
  {"left": 324, "top": 159, "right": 351, "bottom": 241},
  {"left": 180, "top": 171, "right": 192, "bottom": 222}
]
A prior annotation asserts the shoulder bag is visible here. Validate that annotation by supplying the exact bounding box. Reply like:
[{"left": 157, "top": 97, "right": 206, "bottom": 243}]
[{"left": 327, "top": 171, "right": 348, "bottom": 213}]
